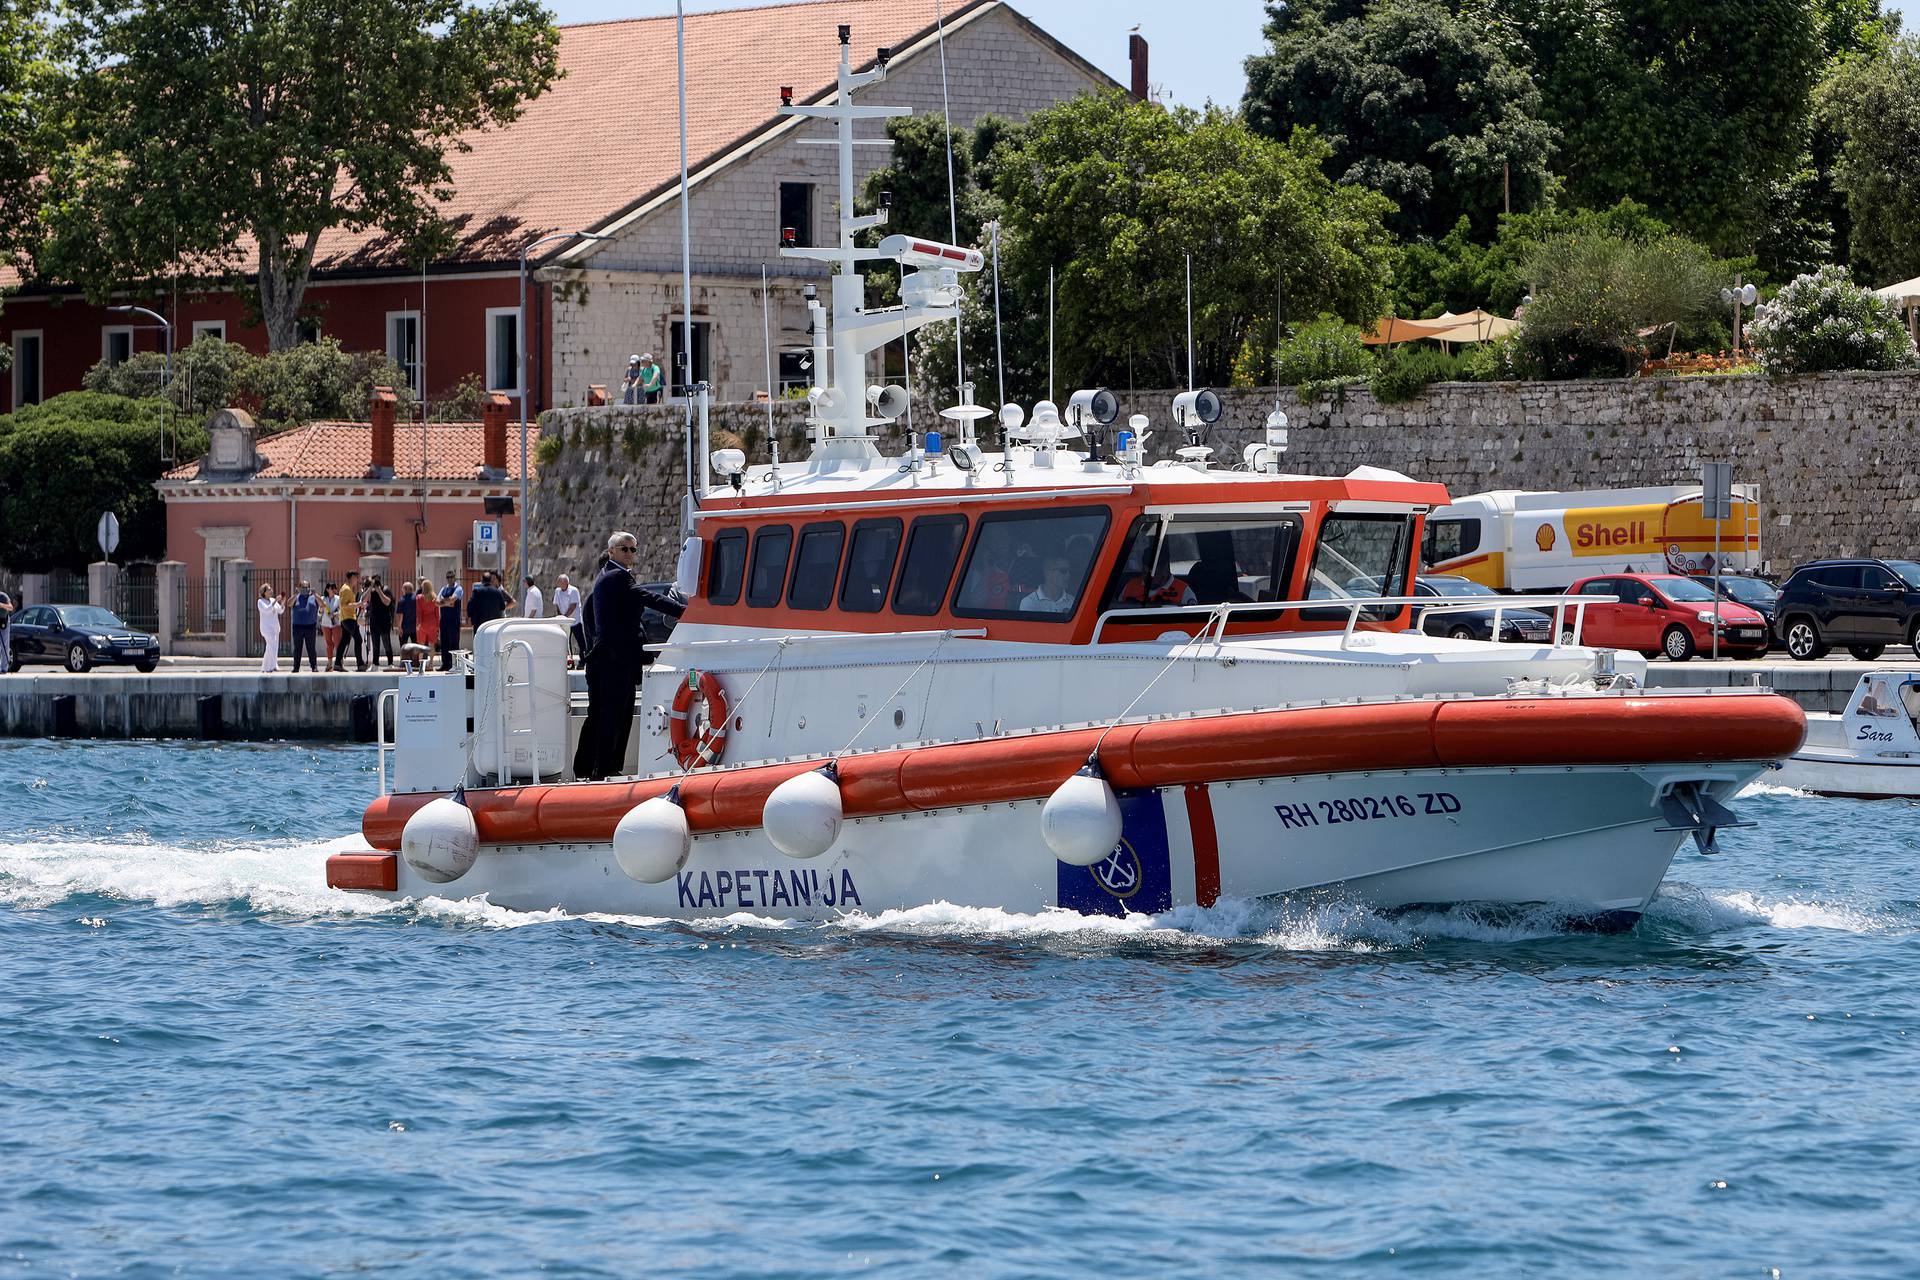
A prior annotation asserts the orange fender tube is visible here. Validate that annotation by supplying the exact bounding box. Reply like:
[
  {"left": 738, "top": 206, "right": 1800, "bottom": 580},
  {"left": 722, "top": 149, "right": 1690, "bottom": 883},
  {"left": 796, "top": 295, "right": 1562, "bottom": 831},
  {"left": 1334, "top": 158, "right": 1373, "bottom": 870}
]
[{"left": 361, "top": 693, "right": 1806, "bottom": 851}]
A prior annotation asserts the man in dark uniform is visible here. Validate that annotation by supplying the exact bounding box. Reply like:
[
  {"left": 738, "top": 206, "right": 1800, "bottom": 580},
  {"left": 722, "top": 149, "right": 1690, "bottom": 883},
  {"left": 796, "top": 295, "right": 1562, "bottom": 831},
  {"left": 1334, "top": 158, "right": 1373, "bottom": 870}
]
[{"left": 574, "top": 531, "right": 685, "bottom": 780}]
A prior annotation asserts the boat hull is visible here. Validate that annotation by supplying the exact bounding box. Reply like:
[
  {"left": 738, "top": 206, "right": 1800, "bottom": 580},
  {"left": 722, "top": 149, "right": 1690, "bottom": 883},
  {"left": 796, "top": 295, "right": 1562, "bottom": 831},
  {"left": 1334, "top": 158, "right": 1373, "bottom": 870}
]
[
  {"left": 359, "top": 762, "right": 1764, "bottom": 924},
  {"left": 1773, "top": 750, "right": 1920, "bottom": 799}
]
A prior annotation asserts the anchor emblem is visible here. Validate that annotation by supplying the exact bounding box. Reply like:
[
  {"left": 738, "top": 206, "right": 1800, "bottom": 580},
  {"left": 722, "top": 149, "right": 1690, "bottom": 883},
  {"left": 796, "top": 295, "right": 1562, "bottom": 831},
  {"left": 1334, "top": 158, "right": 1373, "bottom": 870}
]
[{"left": 1090, "top": 840, "right": 1142, "bottom": 900}]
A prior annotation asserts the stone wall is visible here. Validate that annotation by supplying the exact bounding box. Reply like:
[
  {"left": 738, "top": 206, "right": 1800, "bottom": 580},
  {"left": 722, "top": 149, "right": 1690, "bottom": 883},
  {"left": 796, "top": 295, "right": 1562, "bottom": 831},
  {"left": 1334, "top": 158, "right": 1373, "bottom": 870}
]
[{"left": 529, "top": 371, "right": 1920, "bottom": 581}]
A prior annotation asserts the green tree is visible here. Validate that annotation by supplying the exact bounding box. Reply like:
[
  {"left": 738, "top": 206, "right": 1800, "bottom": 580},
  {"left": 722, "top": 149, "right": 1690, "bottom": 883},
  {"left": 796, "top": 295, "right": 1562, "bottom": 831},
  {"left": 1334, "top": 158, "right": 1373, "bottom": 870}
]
[
  {"left": 1393, "top": 199, "right": 1678, "bottom": 318},
  {"left": 0, "top": 0, "right": 54, "bottom": 282},
  {"left": 946, "top": 93, "right": 1396, "bottom": 401},
  {"left": 1819, "top": 36, "right": 1920, "bottom": 283},
  {"left": 40, "top": 0, "right": 561, "bottom": 350},
  {"left": 1243, "top": 0, "right": 1557, "bottom": 241},
  {"left": 82, "top": 335, "right": 256, "bottom": 420},
  {"left": 1496, "top": 0, "right": 1825, "bottom": 254},
  {"left": 1513, "top": 230, "right": 1723, "bottom": 377},
  {"left": 0, "top": 393, "right": 209, "bottom": 569}
]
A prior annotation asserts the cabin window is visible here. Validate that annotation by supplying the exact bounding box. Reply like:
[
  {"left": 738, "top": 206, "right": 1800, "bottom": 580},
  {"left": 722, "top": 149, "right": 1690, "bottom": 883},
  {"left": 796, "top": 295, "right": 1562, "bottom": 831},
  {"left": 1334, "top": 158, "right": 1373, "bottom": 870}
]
[
  {"left": 953, "top": 507, "right": 1111, "bottom": 620},
  {"left": 707, "top": 528, "right": 748, "bottom": 605},
  {"left": 746, "top": 524, "right": 794, "bottom": 607},
  {"left": 1100, "top": 514, "right": 1302, "bottom": 612},
  {"left": 891, "top": 514, "right": 968, "bottom": 616},
  {"left": 787, "top": 521, "right": 846, "bottom": 610},
  {"left": 1421, "top": 517, "right": 1480, "bottom": 566},
  {"left": 839, "top": 517, "right": 903, "bottom": 612},
  {"left": 1307, "top": 513, "right": 1414, "bottom": 620}
]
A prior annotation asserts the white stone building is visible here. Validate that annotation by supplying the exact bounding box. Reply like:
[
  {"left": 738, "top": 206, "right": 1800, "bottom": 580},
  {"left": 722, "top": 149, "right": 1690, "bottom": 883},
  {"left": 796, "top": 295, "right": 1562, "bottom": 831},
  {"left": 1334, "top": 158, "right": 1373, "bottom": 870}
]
[{"left": 543, "top": 0, "right": 1117, "bottom": 406}]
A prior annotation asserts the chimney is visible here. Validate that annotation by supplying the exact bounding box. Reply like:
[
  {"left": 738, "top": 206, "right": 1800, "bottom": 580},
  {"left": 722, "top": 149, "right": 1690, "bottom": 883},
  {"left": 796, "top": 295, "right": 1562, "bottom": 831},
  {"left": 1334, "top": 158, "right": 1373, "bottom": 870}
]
[
  {"left": 481, "top": 392, "right": 510, "bottom": 479},
  {"left": 1129, "top": 33, "right": 1149, "bottom": 102},
  {"left": 368, "top": 386, "right": 396, "bottom": 478}
]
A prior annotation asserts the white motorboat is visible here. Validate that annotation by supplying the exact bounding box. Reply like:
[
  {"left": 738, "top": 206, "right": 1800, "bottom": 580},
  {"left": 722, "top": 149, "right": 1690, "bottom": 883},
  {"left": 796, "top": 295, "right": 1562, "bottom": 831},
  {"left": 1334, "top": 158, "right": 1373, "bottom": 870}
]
[
  {"left": 325, "top": 31, "right": 1807, "bottom": 929},
  {"left": 1772, "top": 671, "right": 1920, "bottom": 798}
]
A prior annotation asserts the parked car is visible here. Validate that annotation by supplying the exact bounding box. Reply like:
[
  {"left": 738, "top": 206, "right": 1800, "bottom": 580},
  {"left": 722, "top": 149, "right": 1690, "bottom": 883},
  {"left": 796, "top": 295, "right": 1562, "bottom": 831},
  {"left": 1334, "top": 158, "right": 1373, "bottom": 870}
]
[
  {"left": 1568, "top": 573, "right": 1770, "bottom": 661},
  {"left": 6, "top": 604, "right": 160, "bottom": 672},
  {"left": 1689, "top": 574, "right": 1781, "bottom": 645},
  {"left": 1771, "top": 558, "right": 1920, "bottom": 661},
  {"left": 1410, "top": 575, "right": 1556, "bottom": 642}
]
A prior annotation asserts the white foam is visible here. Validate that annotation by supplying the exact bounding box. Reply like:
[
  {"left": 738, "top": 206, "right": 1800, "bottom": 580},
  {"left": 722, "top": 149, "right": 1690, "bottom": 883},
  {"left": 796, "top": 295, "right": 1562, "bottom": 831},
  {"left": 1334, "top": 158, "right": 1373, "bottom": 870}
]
[
  {"left": 1647, "top": 882, "right": 1888, "bottom": 934},
  {"left": 1738, "top": 780, "right": 1817, "bottom": 799}
]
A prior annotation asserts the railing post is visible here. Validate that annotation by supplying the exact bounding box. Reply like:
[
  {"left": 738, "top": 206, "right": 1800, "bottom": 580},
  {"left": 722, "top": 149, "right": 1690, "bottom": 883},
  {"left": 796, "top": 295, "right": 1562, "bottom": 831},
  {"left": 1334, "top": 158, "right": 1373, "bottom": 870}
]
[
  {"left": 222, "top": 559, "right": 252, "bottom": 659},
  {"left": 155, "top": 561, "right": 185, "bottom": 655},
  {"left": 87, "top": 561, "right": 120, "bottom": 611}
]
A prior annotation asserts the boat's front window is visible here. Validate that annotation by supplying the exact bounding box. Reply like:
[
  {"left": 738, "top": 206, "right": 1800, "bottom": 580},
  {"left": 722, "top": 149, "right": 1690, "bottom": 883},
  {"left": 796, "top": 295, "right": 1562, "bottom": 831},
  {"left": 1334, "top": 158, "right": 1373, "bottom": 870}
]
[
  {"left": 893, "top": 514, "right": 969, "bottom": 616},
  {"left": 953, "top": 507, "right": 1110, "bottom": 620},
  {"left": 707, "top": 528, "right": 748, "bottom": 605},
  {"left": 1100, "top": 514, "right": 1302, "bottom": 611},
  {"left": 1307, "top": 514, "right": 1414, "bottom": 618}
]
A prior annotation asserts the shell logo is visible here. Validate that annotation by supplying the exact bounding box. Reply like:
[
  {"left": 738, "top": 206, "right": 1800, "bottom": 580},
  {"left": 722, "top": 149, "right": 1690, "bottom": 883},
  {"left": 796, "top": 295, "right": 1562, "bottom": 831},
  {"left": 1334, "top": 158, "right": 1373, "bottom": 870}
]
[{"left": 1535, "top": 524, "right": 1556, "bottom": 552}]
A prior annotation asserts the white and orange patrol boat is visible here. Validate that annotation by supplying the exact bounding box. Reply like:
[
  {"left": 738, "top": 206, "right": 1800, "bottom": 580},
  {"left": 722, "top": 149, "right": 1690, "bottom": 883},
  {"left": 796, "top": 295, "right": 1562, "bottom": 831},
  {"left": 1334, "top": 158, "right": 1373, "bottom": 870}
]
[{"left": 326, "top": 34, "right": 1804, "bottom": 928}]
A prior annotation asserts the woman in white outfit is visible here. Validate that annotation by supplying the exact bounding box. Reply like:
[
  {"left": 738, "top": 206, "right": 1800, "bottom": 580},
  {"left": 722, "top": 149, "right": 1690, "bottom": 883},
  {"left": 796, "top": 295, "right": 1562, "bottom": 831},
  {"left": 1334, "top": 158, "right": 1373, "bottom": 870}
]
[{"left": 257, "top": 584, "right": 285, "bottom": 673}]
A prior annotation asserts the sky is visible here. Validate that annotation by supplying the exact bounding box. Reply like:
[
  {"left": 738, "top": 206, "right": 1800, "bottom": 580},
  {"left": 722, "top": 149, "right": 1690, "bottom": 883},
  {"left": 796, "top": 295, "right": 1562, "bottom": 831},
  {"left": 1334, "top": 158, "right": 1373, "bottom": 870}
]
[{"left": 545, "top": 0, "right": 1920, "bottom": 110}]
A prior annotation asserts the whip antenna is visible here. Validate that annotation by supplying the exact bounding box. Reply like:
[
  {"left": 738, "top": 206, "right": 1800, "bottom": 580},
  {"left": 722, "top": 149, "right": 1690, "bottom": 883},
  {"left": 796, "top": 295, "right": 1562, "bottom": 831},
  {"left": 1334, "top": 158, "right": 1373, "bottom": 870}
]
[
  {"left": 676, "top": 0, "right": 697, "bottom": 533},
  {"left": 988, "top": 219, "right": 1005, "bottom": 410},
  {"left": 934, "top": 0, "right": 964, "bottom": 399}
]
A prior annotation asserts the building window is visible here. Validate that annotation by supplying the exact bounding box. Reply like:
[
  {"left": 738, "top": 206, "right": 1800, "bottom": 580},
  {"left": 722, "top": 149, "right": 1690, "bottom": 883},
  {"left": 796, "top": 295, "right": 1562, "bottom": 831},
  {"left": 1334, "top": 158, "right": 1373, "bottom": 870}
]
[
  {"left": 297, "top": 317, "right": 322, "bottom": 345},
  {"left": 191, "top": 320, "right": 227, "bottom": 345},
  {"left": 778, "top": 182, "right": 815, "bottom": 248},
  {"left": 387, "top": 311, "right": 422, "bottom": 394},
  {"left": 777, "top": 350, "right": 811, "bottom": 395},
  {"left": 486, "top": 307, "right": 521, "bottom": 392},
  {"left": 668, "top": 318, "right": 711, "bottom": 397},
  {"left": 102, "top": 326, "right": 135, "bottom": 368},
  {"left": 11, "top": 331, "right": 42, "bottom": 407}
]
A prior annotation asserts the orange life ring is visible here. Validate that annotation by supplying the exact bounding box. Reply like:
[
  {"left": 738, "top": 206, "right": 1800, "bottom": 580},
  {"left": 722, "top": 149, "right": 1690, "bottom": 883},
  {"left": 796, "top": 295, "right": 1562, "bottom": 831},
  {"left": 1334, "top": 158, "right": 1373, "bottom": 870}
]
[{"left": 669, "top": 670, "right": 729, "bottom": 769}]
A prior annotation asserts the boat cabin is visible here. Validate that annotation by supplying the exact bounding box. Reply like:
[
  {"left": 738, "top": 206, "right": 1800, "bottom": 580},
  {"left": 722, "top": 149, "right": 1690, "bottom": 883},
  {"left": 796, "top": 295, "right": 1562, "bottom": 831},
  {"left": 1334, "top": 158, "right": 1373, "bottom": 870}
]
[{"left": 684, "top": 469, "right": 1452, "bottom": 645}]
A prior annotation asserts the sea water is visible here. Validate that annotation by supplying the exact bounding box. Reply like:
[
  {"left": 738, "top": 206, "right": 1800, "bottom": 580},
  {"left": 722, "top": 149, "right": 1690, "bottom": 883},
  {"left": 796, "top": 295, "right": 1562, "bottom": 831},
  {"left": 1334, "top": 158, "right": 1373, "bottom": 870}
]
[{"left": 2, "top": 739, "right": 1917, "bottom": 1278}]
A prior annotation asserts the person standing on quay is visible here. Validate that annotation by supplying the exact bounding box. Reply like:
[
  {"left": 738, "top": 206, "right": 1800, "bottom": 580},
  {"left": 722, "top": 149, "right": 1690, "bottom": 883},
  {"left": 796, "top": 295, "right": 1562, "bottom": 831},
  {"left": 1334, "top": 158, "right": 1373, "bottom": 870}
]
[
  {"left": 638, "top": 353, "right": 664, "bottom": 404},
  {"left": 574, "top": 531, "right": 684, "bottom": 780},
  {"left": 0, "top": 587, "right": 13, "bottom": 674},
  {"left": 414, "top": 577, "right": 439, "bottom": 659},
  {"left": 467, "top": 571, "right": 512, "bottom": 632},
  {"left": 396, "top": 580, "right": 418, "bottom": 653},
  {"left": 551, "top": 572, "right": 582, "bottom": 659},
  {"left": 288, "top": 580, "right": 321, "bottom": 673},
  {"left": 366, "top": 576, "right": 394, "bottom": 669},
  {"left": 437, "top": 572, "right": 464, "bottom": 671},
  {"left": 521, "top": 575, "right": 544, "bottom": 619},
  {"left": 256, "top": 584, "right": 285, "bottom": 674},
  {"left": 322, "top": 583, "right": 342, "bottom": 667},
  {"left": 335, "top": 571, "right": 364, "bottom": 671}
]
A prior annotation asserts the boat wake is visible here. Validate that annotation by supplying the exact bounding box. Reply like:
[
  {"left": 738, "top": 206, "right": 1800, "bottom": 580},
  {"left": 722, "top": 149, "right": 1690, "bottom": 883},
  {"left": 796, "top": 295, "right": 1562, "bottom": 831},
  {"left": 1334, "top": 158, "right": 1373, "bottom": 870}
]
[{"left": 0, "top": 837, "right": 1899, "bottom": 947}]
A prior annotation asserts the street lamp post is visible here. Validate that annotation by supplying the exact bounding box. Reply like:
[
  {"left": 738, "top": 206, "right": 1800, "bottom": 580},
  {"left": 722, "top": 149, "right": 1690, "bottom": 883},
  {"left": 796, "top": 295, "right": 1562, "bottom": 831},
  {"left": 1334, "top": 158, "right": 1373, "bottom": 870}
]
[
  {"left": 518, "top": 230, "right": 612, "bottom": 591},
  {"left": 1721, "top": 279, "right": 1758, "bottom": 354},
  {"left": 110, "top": 305, "right": 175, "bottom": 461}
]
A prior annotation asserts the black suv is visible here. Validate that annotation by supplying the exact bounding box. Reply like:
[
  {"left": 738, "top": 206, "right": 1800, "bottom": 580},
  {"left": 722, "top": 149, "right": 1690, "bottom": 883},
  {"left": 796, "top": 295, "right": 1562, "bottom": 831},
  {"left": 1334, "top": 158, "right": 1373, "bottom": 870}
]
[{"left": 1773, "top": 558, "right": 1920, "bottom": 661}]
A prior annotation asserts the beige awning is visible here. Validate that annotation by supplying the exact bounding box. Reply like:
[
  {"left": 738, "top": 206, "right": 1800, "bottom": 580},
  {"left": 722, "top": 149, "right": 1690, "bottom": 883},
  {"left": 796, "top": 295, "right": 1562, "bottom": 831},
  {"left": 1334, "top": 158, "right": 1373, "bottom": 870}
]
[
  {"left": 1874, "top": 275, "right": 1920, "bottom": 305},
  {"left": 1362, "top": 310, "right": 1517, "bottom": 345}
]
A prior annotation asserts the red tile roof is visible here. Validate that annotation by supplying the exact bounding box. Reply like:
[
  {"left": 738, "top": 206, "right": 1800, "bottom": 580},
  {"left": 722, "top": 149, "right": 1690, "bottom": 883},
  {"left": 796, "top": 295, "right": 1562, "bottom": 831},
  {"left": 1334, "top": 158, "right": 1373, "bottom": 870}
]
[
  {"left": 162, "top": 420, "right": 534, "bottom": 484},
  {"left": 322, "top": 0, "right": 998, "bottom": 272}
]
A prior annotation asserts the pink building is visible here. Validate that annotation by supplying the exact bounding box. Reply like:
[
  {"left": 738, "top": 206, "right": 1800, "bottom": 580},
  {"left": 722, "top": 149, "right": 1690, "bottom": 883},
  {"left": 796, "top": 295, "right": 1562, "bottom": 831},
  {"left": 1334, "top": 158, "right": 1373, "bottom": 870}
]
[{"left": 156, "top": 392, "right": 532, "bottom": 596}]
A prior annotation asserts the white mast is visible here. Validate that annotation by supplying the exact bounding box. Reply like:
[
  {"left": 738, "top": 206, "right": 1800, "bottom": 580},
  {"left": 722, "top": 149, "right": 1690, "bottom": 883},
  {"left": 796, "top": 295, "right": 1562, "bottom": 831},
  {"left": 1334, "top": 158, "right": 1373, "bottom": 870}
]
[{"left": 779, "top": 28, "right": 982, "bottom": 463}]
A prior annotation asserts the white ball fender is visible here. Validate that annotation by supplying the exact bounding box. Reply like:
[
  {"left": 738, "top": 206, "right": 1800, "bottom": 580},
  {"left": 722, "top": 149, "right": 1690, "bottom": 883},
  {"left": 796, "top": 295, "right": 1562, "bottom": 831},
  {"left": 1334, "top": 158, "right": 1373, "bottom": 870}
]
[
  {"left": 401, "top": 795, "right": 479, "bottom": 884},
  {"left": 1041, "top": 762, "right": 1122, "bottom": 866},
  {"left": 763, "top": 766, "right": 843, "bottom": 860},
  {"left": 613, "top": 793, "right": 692, "bottom": 884}
]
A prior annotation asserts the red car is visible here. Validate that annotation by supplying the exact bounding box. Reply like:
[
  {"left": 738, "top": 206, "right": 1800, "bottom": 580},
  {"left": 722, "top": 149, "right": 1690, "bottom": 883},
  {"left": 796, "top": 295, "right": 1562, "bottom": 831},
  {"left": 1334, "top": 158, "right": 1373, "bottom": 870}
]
[{"left": 1567, "top": 573, "right": 1770, "bottom": 661}]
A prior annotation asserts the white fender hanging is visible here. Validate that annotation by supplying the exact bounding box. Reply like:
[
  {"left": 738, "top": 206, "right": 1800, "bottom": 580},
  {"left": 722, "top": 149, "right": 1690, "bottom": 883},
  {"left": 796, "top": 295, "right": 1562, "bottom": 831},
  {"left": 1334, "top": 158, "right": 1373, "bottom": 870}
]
[
  {"left": 614, "top": 787, "right": 693, "bottom": 884},
  {"left": 763, "top": 763, "right": 844, "bottom": 860},
  {"left": 1041, "top": 756, "right": 1123, "bottom": 866},
  {"left": 402, "top": 789, "right": 479, "bottom": 884}
]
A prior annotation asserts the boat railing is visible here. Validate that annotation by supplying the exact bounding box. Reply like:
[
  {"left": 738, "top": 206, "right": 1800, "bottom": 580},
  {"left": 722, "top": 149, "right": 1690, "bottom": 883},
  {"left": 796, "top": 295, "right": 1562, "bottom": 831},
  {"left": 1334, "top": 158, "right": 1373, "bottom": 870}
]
[
  {"left": 646, "top": 627, "right": 988, "bottom": 655},
  {"left": 1090, "top": 594, "right": 1598, "bottom": 649}
]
